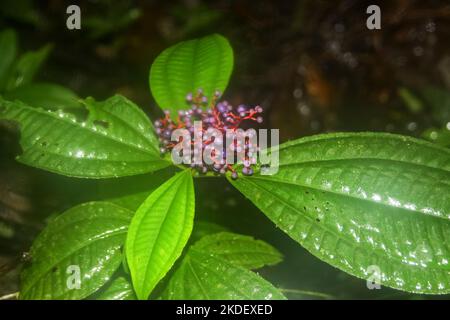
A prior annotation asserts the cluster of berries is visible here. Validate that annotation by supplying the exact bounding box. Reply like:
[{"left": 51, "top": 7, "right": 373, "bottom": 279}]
[{"left": 154, "top": 89, "right": 263, "bottom": 179}]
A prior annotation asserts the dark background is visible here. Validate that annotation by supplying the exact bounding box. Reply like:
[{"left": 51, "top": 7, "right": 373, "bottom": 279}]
[{"left": 1, "top": 0, "right": 449, "bottom": 299}]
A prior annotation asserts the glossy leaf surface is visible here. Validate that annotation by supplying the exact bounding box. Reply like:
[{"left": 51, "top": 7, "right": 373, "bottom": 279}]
[
  {"left": 230, "top": 132, "right": 450, "bottom": 294},
  {"left": 20, "top": 202, "right": 133, "bottom": 300},
  {"left": 149, "top": 34, "right": 233, "bottom": 114},
  {"left": 160, "top": 235, "right": 286, "bottom": 300},
  {"left": 193, "top": 232, "right": 282, "bottom": 269},
  {"left": 126, "top": 170, "right": 195, "bottom": 299},
  {"left": 0, "top": 95, "right": 169, "bottom": 178},
  {"left": 96, "top": 277, "right": 136, "bottom": 300}
]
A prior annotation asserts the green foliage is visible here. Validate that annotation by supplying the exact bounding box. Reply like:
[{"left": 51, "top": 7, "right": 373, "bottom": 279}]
[
  {"left": 4, "top": 83, "right": 80, "bottom": 110},
  {"left": 0, "top": 96, "right": 169, "bottom": 178},
  {"left": 0, "top": 29, "right": 17, "bottom": 90},
  {"left": 6, "top": 44, "right": 52, "bottom": 90},
  {"left": 0, "top": 28, "right": 79, "bottom": 108},
  {"left": 83, "top": 4, "right": 141, "bottom": 39},
  {"left": 423, "top": 126, "right": 450, "bottom": 148},
  {"left": 96, "top": 277, "right": 136, "bottom": 300},
  {"left": 126, "top": 170, "right": 195, "bottom": 299},
  {"left": 5, "top": 33, "right": 450, "bottom": 300},
  {"left": 96, "top": 167, "right": 177, "bottom": 211},
  {"left": 193, "top": 232, "right": 283, "bottom": 269},
  {"left": 149, "top": 34, "right": 233, "bottom": 114},
  {"left": 20, "top": 202, "right": 133, "bottom": 300},
  {"left": 160, "top": 233, "right": 286, "bottom": 300},
  {"left": 419, "top": 86, "right": 450, "bottom": 126},
  {"left": 191, "top": 221, "right": 229, "bottom": 242},
  {"left": 230, "top": 132, "right": 450, "bottom": 294}
]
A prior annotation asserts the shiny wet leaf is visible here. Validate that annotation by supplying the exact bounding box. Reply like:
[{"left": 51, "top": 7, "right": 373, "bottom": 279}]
[
  {"left": 149, "top": 34, "right": 233, "bottom": 115},
  {"left": 20, "top": 202, "right": 133, "bottom": 300},
  {"left": 160, "top": 234, "right": 286, "bottom": 300},
  {"left": 96, "top": 276, "right": 136, "bottom": 300},
  {"left": 193, "top": 232, "right": 283, "bottom": 269},
  {"left": 0, "top": 95, "right": 170, "bottom": 178},
  {"left": 230, "top": 132, "right": 450, "bottom": 294},
  {"left": 126, "top": 169, "right": 195, "bottom": 299}
]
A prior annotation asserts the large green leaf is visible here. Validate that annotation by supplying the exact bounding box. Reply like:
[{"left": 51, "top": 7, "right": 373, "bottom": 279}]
[
  {"left": 20, "top": 202, "right": 133, "bottom": 300},
  {"left": 149, "top": 34, "right": 233, "bottom": 114},
  {"left": 0, "top": 29, "right": 17, "bottom": 90},
  {"left": 6, "top": 44, "right": 52, "bottom": 90},
  {"left": 126, "top": 169, "right": 195, "bottom": 299},
  {"left": 190, "top": 221, "right": 228, "bottom": 242},
  {"left": 160, "top": 238, "right": 286, "bottom": 300},
  {"left": 4, "top": 82, "right": 80, "bottom": 110},
  {"left": 0, "top": 95, "right": 170, "bottom": 178},
  {"left": 229, "top": 132, "right": 450, "bottom": 294},
  {"left": 96, "top": 276, "right": 136, "bottom": 300},
  {"left": 193, "top": 232, "right": 282, "bottom": 269}
]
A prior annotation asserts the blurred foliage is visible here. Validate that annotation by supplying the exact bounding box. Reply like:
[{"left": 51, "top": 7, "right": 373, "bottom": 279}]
[{"left": 0, "top": 28, "right": 79, "bottom": 110}]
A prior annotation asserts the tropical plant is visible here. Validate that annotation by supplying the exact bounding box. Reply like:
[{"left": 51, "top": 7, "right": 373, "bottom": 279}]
[{"left": 0, "top": 34, "right": 449, "bottom": 300}]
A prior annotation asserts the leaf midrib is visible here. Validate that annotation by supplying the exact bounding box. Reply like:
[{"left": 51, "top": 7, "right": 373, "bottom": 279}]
[
  {"left": 236, "top": 176, "right": 449, "bottom": 274},
  {"left": 11, "top": 104, "right": 158, "bottom": 157},
  {"left": 277, "top": 156, "right": 450, "bottom": 177},
  {"left": 248, "top": 175, "right": 449, "bottom": 221}
]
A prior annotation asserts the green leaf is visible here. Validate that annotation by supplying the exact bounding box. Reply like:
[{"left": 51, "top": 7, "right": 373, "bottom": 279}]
[
  {"left": 6, "top": 44, "right": 52, "bottom": 90},
  {"left": 422, "top": 126, "right": 450, "bottom": 148},
  {"left": 193, "top": 232, "right": 283, "bottom": 269},
  {"left": 398, "top": 87, "right": 423, "bottom": 114},
  {"left": 20, "top": 202, "right": 133, "bottom": 300},
  {"left": 96, "top": 167, "right": 177, "bottom": 211},
  {"left": 229, "top": 132, "right": 450, "bottom": 294},
  {"left": 160, "top": 243, "right": 286, "bottom": 300},
  {"left": 191, "top": 221, "right": 228, "bottom": 242},
  {"left": 0, "top": 29, "right": 17, "bottom": 90},
  {"left": 0, "top": 95, "right": 170, "bottom": 178},
  {"left": 419, "top": 86, "right": 450, "bottom": 126},
  {"left": 96, "top": 277, "right": 136, "bottom": 300},
  {"left": 149, "top": 34, "right": 233, "bottom": 114},
  {"left": 126, "top": 169, "right": 195, "bottom": 299},
  {"left": 4, "top": 82, "right": 80, "bottom": 110}
]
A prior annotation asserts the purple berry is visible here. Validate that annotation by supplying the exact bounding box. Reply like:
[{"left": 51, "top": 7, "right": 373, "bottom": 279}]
[
  {"left": 242, "top": 167, "right": 253, "bottom": 176},
  {"left": 163, "top": 129, "right": 171, "bottom": 138},
  {"left": 237, "top": 105, "right": 246, "bottom": 113}
]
